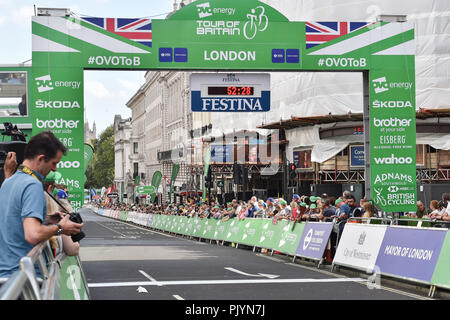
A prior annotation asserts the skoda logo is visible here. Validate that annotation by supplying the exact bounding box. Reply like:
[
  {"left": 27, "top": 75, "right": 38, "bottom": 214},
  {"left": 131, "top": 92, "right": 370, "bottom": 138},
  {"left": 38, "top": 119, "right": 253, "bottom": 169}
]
[{"left": 303, "top": 228, "right": 313, "bottom": 250}]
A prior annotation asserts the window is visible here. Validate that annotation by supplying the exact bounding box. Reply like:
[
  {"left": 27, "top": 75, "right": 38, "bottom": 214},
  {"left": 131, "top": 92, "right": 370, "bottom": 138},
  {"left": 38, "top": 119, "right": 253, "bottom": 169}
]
[
  {"left": 0, "top": 71, "right": 27, "bottom": 117},
  {"left": 416, "top": 144, "right": 425, "bottom": 167},
  {"left": 133, "top": 162, "right": 139, "bottom": 177},
  {"left": 133, "top": 142, "right": 138, "bottom": 154},
  {"left": 294, "top": 149, "right": 312, "bottom": 169}
]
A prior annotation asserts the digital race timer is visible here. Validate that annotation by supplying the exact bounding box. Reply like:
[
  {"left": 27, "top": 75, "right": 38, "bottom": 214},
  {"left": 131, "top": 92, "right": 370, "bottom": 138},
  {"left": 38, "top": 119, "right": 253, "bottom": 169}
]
[
  {"left": 208, "top": 86, "right": 254, "bottom": 96},
  {"left": 190, "top": 73, "right": 270, "bottom": 112}
]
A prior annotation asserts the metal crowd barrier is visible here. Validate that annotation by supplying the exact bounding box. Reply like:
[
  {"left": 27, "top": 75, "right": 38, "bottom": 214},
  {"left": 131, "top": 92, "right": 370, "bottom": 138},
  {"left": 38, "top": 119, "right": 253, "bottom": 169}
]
[
  {"left": 347, "top": 217, "right": 394, "bottom": 225},
  {"left": 0, "top": 239, "right": 88, "bottom": 300},
  {"left": 393, "top": 217, "right": 450, "bottom": 228}
]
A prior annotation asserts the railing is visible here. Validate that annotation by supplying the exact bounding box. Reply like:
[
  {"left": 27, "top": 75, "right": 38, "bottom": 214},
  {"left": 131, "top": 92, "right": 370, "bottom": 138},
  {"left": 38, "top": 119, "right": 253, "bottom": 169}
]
[
  {"left": 347, "top": 216, "right": 394, "bottom": 225},
  {"left": 0, "top": 239, "right": 89, "bottom": 300}
]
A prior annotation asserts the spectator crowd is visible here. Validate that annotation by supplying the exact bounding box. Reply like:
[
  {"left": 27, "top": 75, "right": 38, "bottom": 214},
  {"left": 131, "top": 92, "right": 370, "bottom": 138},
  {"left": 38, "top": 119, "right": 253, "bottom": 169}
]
[{"left": 93, "top": 191, "right": 450, "bottom": 225}]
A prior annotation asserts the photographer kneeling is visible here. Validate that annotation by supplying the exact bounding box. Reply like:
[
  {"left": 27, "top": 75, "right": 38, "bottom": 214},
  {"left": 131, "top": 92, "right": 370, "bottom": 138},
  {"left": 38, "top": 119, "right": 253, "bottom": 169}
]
[{"left": 0, "top": 131, "right": 83, "bottom": 279}]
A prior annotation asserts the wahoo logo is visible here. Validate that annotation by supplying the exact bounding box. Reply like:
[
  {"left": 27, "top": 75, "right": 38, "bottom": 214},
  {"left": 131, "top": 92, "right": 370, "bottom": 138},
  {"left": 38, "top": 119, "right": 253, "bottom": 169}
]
[
  {"left": 374, "top": 154, "right": 413, "bottom": 165},
  {"left": 197, "top": 2, "right": 213, "bottom": 18},
  {"left": 57, "top": 161, "right": 81, "bottom": 169},
  {"left": 372, "top": 77, "right": 388, "bottom": 94},
  {"left": 35, "top": 74, "right": 54, "bottom": 93}
]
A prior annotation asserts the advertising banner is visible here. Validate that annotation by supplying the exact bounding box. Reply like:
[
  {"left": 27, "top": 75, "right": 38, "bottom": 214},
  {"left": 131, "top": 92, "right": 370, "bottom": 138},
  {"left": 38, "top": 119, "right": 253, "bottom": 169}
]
[
  {"left": 210, "top": 145, "right": 233, "bottom": 163},
  {"left": 239, "top": 219, "right": 263, "bottom": 246},
  {"left": 273, "top": 220, "right": 305, "bottom": 255},
  {"left": 150, "top": 171, "right": 162, "bottom": 203},
  {"left": 431, "top": 231, "right": 450, "bottom": 289},
  {"left": 191, "top": 217, "right": 204, "bottom": 237},
  {"left": 333, "top": 224, "right": 387, "bottom": 272},
  {"left": 349, "top": 145, "right": 364, "bottom": 167},
  {"left": 225, "top": 218, "right": 243, "bottom": 243},
  {"left": 258, "top": 219, "right": 283, "bottom": 250},
  {"left": 375, "top": 227, "right": 447, "bottom": 283},
  {"left": 146, "top": 214, "right": 153, "bottom": 227},
  {"left": 296, "top": 222, "right": 333, "bottom": 260}
]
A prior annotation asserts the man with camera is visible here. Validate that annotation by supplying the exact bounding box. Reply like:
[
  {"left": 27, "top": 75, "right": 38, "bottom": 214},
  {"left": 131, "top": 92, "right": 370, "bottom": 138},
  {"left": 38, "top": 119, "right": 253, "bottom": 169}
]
[{"left": 0, "top": 131, "right": 83, "bottom": 278}]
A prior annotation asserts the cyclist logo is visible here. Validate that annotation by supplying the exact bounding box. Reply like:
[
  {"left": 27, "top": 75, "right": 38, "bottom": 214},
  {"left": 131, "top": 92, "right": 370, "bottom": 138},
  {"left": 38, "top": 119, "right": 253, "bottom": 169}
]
[
  {"left": 374, "top": 188, "right": 387, "bottom": 207},
  {"left": 244, "top": 6, "right": 268, "bottom": 40}
]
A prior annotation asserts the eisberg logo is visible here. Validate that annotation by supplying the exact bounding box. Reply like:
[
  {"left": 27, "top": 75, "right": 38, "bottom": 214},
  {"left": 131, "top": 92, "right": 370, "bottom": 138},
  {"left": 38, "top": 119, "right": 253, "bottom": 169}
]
[
  {"left": 373, "top": 100, "right": 412, "bottom": 109},
  {"left": 35, "top": 100, "right": 81, "bottom": 109},
  {"left": 372, "top": 76, "right": 412, "bottom": 94},
  {"left": 374, "top": 154, "right": 413, "bottom": 165},
  {"left": 57, "top": 161, "right": 81, "bottom": 169},
  {"left": 197, "top": 2, "right": 213, "bottom": 18},
  {"left": 36, "top": 118, "right": 80, "bottom": 129},
  {"left": 35, "top": 75, "right": 54, "bottom": 93},
  {"left": 373, "top": 117, "right": 412, "bottom": 128}
]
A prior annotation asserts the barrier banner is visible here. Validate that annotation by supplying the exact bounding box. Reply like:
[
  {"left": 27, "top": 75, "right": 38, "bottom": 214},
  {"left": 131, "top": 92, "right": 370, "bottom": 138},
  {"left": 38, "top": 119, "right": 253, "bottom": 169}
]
[
  {"left": 333, "top": 224, "right": 387, "bottom": 272},
  {"left": 177, "top": 217, "right": 188, "bottom": 235},
  {"left": 431, "top": 231, "right": 450, "bottom": 289},
  {"left": 202, "top": 218, "right": 216, "bottom": 239},
  {"left": 272, "top": 220, "right": 304, "bottom": 255},
  {"left": 212, "top": 219, "right": 228, "bottom": 241},
  {"left": 149, "top": 213, "right": 154, "bottom": 227},
  {"left": 258, "top": 219, "right": 283, "bottom": 249},
  {"left": 225, "top": 219, "right": 243, "bottom": 243},
  {"left": 192, "top": 217, "right": 204, "bottom": 237},
  {"left": 239, "top": 219, "right": 263, "bottom": 246},
  {"left": 375, "top": 227, "right": 447, "bottom": 283},
  {"left": 296, "top": 222, "right": 333, "bottom": 260}
]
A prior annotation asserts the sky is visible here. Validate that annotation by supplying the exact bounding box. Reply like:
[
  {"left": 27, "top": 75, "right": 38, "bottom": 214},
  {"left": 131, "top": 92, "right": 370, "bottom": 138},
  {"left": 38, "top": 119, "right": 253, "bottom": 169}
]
[{"left": 0, "top": 0, "right": 175, "bottom": 136}]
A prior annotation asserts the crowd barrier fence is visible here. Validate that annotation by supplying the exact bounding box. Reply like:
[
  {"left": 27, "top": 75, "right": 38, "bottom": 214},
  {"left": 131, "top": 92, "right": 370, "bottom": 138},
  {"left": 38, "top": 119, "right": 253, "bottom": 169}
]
[
  {"left": 0, "top": 239, "right": 90, "bottom": 300},
  {"left": 87, "top": 204, "right": 450, "bottom": 297}
]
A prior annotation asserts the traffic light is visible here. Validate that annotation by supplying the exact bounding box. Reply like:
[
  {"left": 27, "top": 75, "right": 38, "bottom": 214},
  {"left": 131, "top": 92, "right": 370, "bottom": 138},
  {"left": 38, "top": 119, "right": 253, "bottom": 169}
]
[
  {"left": 289, "top": 163, "right": 297, "bottom": 180},
  {"left": 242, "top": 165, "right": 249, "bottom": 185}
]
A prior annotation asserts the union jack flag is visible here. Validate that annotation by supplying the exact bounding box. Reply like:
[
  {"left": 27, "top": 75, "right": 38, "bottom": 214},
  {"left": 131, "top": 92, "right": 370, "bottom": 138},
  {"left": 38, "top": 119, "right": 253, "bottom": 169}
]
[
  {"left": 81, "top": 17, "right": 152, "bottom": 47},
  {"left": 305, "top": 21, "right": 372, "bottom": 50}
]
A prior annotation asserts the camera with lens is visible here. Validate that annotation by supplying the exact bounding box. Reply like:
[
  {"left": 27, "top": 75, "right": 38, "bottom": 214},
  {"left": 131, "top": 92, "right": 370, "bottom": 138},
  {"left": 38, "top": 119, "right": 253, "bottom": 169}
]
[
  {"left": 68, "top": 212, "right": 85, "bottom": 242},
  {"left": 0, "top": 122, "right": 27, "bottom": 187}
]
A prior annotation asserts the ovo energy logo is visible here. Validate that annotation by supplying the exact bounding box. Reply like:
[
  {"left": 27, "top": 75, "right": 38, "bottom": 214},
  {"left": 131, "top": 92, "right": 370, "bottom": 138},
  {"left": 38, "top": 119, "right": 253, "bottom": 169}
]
[
  {"left": 372, "top": 76, "right": 413, "bottom": 94},
  {"left": 197, "top": 2, "right": 213, "bottom": 18},
  {"left": 35, "top": 75, "right": 54, "bottom": 93}
]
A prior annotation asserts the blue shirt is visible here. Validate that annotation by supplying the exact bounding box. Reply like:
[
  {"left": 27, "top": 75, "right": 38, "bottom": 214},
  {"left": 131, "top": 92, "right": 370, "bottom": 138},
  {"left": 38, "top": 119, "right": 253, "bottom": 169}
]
[{"left": 0, "top": 170, "right": 47, "bottom": 278}]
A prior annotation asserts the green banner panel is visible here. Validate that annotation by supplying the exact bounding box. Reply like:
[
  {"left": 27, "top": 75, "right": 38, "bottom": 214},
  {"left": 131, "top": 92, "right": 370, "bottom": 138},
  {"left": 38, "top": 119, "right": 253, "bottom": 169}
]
[
  {"left": 273, "top": 220, "right": 305, "bottom": 255},
  {"left": 258, "top": 219, "right": 283, "bottom": 249},
  {"left": 192, "top": 217, "right": 205, "bottom": 238},
  {"left": 431, "top": 231, "right": 450, "bottom": 289},
  {"left": 59, "top": 256, "right": 89, "bottom": 300},
  {"left": 238, "top": 219, "right": 263, "bottom": 246},
  {"left": 224, "top": 218, "right": 244, "bottom": 243},
  {"left": 202, "top": 218, "right": 216, "bottom": 239}
]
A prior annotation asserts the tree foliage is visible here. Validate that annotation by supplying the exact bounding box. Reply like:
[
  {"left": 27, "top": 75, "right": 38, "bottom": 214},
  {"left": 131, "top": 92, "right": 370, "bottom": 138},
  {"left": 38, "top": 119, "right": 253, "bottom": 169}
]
[{"left": 85, "top": 125, "right": 114, "bottom": 189}]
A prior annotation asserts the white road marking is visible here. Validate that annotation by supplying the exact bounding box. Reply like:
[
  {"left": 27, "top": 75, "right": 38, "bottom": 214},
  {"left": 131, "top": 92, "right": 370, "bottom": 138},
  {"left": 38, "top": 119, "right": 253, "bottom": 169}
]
[
  {"left": 139, "top": 270, "right": 163, "bottom": 286},
  {"left": 88, "top": 277, "right": 367, "bottom": 288},
  {"left": 173, "top": 294, "right": 184, "bottom": 300},
  {"left": 225, "top": 267, "right": 279, "bottom": 279}
]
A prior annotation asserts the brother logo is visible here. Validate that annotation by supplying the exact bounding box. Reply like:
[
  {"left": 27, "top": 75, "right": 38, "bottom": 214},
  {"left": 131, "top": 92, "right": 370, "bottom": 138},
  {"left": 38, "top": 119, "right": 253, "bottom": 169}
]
[{"left": 36, "top": 118, "right": 80, "bottom": 129}]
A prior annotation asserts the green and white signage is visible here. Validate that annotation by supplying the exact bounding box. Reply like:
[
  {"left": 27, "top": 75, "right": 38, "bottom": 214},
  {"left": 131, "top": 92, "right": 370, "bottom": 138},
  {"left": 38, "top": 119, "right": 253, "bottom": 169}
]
[{"left": 31, "top": 0, "right": 416, "bottom": 212}]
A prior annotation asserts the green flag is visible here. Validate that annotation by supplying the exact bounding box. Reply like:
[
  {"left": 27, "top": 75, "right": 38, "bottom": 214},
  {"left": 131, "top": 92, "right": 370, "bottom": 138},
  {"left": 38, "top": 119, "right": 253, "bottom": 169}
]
[
  {"left": 169, "top": 164, "right": 180, "bottom": 204},
  {"left": 150, "top": 171, "right": 162, "bottom": 203},
  {"left": 202, "top": 147, "right": 211, "bottom": 203}
]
